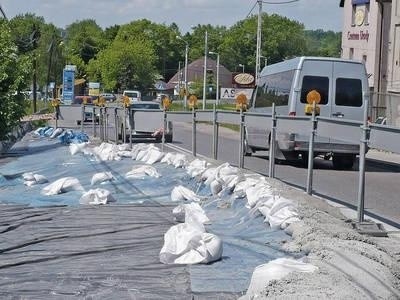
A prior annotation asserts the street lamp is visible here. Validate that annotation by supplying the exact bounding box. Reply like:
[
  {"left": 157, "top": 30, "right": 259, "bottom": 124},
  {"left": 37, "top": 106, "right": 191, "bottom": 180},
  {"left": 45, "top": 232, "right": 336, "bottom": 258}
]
[
  {"left": 176, "top": 35, "right": 189, "bottom": 109},
  {"left": 238, "top": 63, "right": 245, "bottom": 73},
  {"left": 209, "top": 51, "right": 219, "bottom": 106},
  {"left": 202, "top": 31, "right": 208, "bottom": 110}
]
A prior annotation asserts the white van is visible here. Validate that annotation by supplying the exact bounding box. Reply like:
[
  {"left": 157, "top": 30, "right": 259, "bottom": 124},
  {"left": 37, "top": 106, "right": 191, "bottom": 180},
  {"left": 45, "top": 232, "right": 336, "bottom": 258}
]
[
  {"left": 245, "top": 56, "right": 369, "bottom": 169},
  {"left": 123, "top": 90, "right": 141, "bottom": 104}
]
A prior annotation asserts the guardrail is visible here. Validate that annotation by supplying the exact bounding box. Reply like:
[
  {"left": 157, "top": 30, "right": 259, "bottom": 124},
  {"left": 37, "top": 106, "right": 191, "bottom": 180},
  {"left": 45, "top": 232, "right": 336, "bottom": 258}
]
[{"left": 55, "top": 103, "right": 400, "bottom": 224}]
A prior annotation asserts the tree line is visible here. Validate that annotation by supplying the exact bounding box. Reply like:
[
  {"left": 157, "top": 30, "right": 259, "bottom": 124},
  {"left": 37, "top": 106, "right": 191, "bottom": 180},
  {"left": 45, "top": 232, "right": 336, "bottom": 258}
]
[{"left": 0, "top": 13, "right": 340, "bottom": 139}]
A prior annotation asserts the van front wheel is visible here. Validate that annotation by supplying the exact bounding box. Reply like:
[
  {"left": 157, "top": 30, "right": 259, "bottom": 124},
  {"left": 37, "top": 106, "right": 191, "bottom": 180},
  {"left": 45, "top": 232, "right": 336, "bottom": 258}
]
[{"left": 332, "top": 154, "right": 355, "bottom": 170}]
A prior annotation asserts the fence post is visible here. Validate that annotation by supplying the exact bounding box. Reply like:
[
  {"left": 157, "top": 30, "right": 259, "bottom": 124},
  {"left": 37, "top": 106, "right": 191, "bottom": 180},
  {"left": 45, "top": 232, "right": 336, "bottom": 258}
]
[
  {"left": 192, "top": 107, "right": 196, "bottom": 157},
  {"left": 162, "top": 109, "right": 167, "bottom": 152},
  {"left": 104, "top": 107, "right": 108, "bottom": 142},
  {"left": 357, "top": 99, "right": 370, "bottom": 222},
  {"left": 212, "top": 104, "right": 219, "bottom": 160},
  {"left": 239, "top": 109, "right": 245, "bottom": 168},
  {"left": 114, "top": 108, "right": 118, "bottom": 144},
  {"left": 129, "top": 108, "right": 133, "bottom": 148},
  {"left": 99, "top": 107, "right": 104, "bottom": 142},
  {"left": 81, "top": 105, "right": 85, "bottom": 132},
  {"left": 269, "top": 103, "right": 277, "bottom": 178},
  {"left": 92, "top": 106, "right": 96, "bottom": 137},
  {"left": 123, "top": 107, "right": 127, "bottom": 144},
  {"left": 306, "top": 102, "right": 317, "bottom": 195}
]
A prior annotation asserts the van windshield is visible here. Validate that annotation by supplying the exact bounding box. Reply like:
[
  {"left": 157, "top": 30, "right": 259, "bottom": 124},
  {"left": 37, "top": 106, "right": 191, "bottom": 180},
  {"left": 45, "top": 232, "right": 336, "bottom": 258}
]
[{"left": 253, "top": 70, "right": 294, "bottom": 108}]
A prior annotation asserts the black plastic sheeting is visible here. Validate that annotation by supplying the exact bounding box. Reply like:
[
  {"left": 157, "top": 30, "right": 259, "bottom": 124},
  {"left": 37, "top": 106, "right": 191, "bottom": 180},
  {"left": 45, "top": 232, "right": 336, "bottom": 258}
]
[{"left": 0, "top": 132, "right": 294, "bottom": 299}]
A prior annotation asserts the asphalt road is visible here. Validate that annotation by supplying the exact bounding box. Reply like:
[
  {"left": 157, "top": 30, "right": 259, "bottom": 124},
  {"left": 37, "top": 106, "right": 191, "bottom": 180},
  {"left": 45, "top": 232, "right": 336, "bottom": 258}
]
[{"left": 169, "top": 122, "right": 400, "bottom": 228}]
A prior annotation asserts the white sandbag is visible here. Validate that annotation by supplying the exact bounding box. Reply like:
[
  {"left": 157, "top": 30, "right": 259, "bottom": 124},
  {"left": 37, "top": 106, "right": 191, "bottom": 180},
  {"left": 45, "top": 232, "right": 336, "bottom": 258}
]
[
  {"left": 131, "top": 143, "right": 150, "bottom": 160},
  {"left": 92, "top": 142, "right": 120, "bottom": 161},
  {"left": 91, "top": 172, "right": 114, "bottom": 185},
  {"left": 118, "top": 150, "right": 133, "bottom": 158},
  {"left": 161, "top": 152, "right": 175, "bottom": 164},
  {"left": 186, "top": 159, "right": 208, "bottom": 177},
  {"left": 202, "top": 167, "right": 217, "bottom": 185},
  {"left": 79, "top": 188, "right": 116, "bottom": 205},
  {"left": 246, "top": 184, "right": 273, "bottom": 208},
  {"left": 125, "top": 165, "right": 160, "bottom": 179},
  {"left": 242, "top": 258, "right": 318, "bottom": 299},
  {"left": 172, "top": 153, "right": 188, "bottom": 168},
  {"left": 49, "top": 127, "right": 63, "bottom": 139},
  {"left": 159, "top": 223, "right": 222, "bottom": 265},
  {"left": 42, "top": 177, "right": 84, "bottom": 195},
  {"left": 171, "top": 185, "right": 203, "bottom": 202},
  {"left": 172, "top": 203, "right": 210, "bottom": 225},
  {"left": 118, "top": 143, "right": 131, "bottom": 151},
  {"left": 266, "top": 198, "right": 300, "bottom": 229},
  {"left": 23, "top": 172, "right": 48, "bottom": 186},
  {"left": 234, "top": 176, "right": 263, "bottom": 198},
  {"left": 210, "top": 179, "right": 223, "bottom": 195},
  {"left": 69, "top": 142, "right": 88, "bottom": 155},
  {"left": 142, "top": 148, "right": 164, "bottom": 165}
]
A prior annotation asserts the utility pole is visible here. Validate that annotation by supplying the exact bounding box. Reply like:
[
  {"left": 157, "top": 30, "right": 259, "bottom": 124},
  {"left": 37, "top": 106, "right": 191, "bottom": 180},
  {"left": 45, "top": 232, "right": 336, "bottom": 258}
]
[
  {"left": 256, "top": 0, "right": 262, "bottom": 80},
  {"left": 202, "top": 30, "right": 208, "bottom": 110}
]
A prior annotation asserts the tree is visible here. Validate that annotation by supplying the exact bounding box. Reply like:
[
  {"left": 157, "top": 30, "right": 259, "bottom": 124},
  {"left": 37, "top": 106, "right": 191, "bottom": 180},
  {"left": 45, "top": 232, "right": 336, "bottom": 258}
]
[
  {"left": 305, "top": 29, "right": 341, "bottom": 57},
  {"left": 64, "top": 19, "right": 107, "bottom": 78},
  {"left": 94, "top": 38, "right": 157, "bottom": 92},
  {"left": 0, "top": 20, "right": 31, "bottom": 139}
]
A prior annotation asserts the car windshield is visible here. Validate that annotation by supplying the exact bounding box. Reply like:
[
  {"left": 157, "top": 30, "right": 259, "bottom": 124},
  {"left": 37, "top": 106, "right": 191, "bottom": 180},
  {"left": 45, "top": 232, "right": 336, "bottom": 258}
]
[
  {"left": 131, "top": 103, "right": 159, "bottom": 109},
  {"left": 125, "top": 92, "right": 138, "bottom": 97}
]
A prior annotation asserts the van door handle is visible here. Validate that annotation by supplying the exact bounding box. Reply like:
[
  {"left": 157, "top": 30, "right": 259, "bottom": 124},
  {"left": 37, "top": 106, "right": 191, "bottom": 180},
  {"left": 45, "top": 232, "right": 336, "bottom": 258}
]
[{"left": 332, "top": 112, "right": 344, "bottom": 118}]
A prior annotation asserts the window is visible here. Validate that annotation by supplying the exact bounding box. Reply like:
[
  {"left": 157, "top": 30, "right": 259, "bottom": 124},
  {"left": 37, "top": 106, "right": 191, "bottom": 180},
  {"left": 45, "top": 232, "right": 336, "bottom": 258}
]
[
  {"left": 362, "top": 55, "right": 367, "bottom": 64},
  {"left": 300, "top": 76, "right": 329, "bottom": 105},
  {"left": 364, "top": 4, "right": 369, "bottom": 25},
  {"left": 335, "top": 78, "right": 362, "bottom": 107},
  {"left": 254, "top": 70, "right": 294, "bottom": 108},
  {"left": 351, "top": 5, "right": 357, "bottom": 26},
  {"left": 349, "top": 48, "right": 354, "bottom": 59}
]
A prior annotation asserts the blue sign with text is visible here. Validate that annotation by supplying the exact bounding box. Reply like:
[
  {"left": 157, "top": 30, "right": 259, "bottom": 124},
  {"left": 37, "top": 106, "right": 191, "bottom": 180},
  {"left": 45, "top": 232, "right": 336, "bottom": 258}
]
[
  {"left": 62, "top": 69, "right": 75, "bottom": 105},
  {"left": 352, "top": 0, "right": 369, "bottom": 4}
]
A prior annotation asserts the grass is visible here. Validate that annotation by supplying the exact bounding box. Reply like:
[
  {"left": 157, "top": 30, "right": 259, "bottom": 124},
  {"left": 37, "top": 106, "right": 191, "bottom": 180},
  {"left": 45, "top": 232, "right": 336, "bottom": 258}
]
[{"left": 24, "top": 100, "right": 53, "bottom": 115}]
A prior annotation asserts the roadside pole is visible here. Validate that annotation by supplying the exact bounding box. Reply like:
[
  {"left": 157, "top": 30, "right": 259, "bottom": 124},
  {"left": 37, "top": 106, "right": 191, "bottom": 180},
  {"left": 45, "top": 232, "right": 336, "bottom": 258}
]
[
  {"left": 239, "top": 109, "right": 245, "bottom": 168},
  {"left": 306, "top": 102, "right": 317, "bottom": 195},
  {"left": 114, "top": 108, "right": 118, "bottom": 144},
  {"left": 269, "top": 103, "right": 276, "bottom": 178},
  {"left": 192, "top": 107, "right": 197, "bottom": 157},
  {"left": 212, "top": 104, "right": 219, "bottom": 160},
  {"left": 357, "top": 99, "right": 370, "bottom": 222},
  {"left": 92, "top": 106, "right": 96, "bottom": 137}
]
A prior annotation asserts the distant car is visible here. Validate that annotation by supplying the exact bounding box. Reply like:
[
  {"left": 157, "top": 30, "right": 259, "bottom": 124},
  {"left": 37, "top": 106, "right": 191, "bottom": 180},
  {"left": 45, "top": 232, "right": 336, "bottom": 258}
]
[
  {"left": 123, "top": 90, "right": 141, "bottom": 103},
  {"left": 374, "top": 116, "right": 387, "bottom": 125},
  {"left": 100, "top": 93, "right": 116, "bottom": 102},
  {"left": 73, "top": 95, "right": 98, "bottom": 105},
  {"left": 122, "top": 101, "right": 173, "bottom": 143}
]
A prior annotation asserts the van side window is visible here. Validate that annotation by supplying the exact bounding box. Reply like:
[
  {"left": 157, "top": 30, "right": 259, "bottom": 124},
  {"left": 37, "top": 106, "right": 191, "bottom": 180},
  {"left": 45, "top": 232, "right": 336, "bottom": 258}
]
[
  {"left": 254, "top": 70, "right": 294, "bottom": 108},
  {"left": 300, "top": 76, "right": 329, "bottom": 105},
  {"left": 335, "top": 78, "right": 362, "bottom": 107}
]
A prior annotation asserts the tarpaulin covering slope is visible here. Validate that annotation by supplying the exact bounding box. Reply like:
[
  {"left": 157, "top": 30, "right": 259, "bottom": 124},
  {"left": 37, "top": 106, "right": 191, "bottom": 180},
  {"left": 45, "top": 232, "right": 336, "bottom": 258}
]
[{"left": 0, "top": 132, "right": 293, "bottom": 298}]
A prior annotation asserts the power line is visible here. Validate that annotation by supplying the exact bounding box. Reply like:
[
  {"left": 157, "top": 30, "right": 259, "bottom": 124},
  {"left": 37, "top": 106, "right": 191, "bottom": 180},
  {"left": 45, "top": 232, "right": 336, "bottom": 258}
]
[{"left": 0, "top": 4, "right": 7, "bottom": 19}]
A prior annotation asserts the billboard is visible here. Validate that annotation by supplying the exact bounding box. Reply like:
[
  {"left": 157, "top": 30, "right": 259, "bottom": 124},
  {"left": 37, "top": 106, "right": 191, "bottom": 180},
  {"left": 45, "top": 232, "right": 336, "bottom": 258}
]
[
  {"left": 220, "top": 88, "right": 253, "bottom": 101},
  {"left": 62, "top": 69, "right": 75, "bottom": 105},
  {"left": 88, "top": 82, "right": 100, "bottom": 96}
]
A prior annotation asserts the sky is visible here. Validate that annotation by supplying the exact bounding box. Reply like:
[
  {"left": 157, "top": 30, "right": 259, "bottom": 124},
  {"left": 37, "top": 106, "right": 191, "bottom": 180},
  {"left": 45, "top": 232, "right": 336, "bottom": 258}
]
[{"left": 0, "top": 0, "right": 343, "bottom": 33}]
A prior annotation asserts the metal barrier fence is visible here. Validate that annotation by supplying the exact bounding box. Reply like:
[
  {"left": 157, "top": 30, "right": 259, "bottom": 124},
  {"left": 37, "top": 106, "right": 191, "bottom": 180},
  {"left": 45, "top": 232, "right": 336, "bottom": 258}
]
[
  {"left": 56, "top": 103, "right": 400, "bottom": 224},
  {"left": 370, "top": 92, "right": 400, "bottom": 126}
]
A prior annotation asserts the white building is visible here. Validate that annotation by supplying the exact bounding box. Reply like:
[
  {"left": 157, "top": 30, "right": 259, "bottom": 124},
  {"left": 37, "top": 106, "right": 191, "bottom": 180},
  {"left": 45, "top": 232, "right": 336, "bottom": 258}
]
[{"left": 340, "top": 0, "right": 391, "bottom": 93}]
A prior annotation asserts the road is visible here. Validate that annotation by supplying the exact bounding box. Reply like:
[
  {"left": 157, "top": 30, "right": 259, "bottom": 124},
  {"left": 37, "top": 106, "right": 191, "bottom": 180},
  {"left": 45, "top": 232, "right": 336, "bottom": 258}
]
[{"left": 169, "top": 122, "right": 400, "bottom": 228}]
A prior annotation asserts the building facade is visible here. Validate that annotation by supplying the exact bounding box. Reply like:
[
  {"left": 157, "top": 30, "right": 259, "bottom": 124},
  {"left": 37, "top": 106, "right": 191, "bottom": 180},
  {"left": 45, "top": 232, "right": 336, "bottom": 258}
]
[{"left": 340, "top": 0, "right": 391, "bottom": 92}]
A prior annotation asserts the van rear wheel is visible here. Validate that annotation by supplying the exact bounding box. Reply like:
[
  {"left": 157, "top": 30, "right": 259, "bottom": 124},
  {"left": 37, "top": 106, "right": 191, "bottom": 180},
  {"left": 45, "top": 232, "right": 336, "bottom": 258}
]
[{"left": 332, "top": 154, "right": 355, "bottom": 170}]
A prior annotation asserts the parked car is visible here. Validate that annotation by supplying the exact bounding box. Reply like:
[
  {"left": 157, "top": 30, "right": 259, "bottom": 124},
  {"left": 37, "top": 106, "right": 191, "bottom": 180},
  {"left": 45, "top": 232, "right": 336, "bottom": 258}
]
[
  {"left": 122, "top": 101, "right": 173, "bottom": 143},
  {"left": 73, "top": 95, "right": 98, "bottom": 105},
  {"left": 100, "top": 93, "right": 116, "bottom": 102}
]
